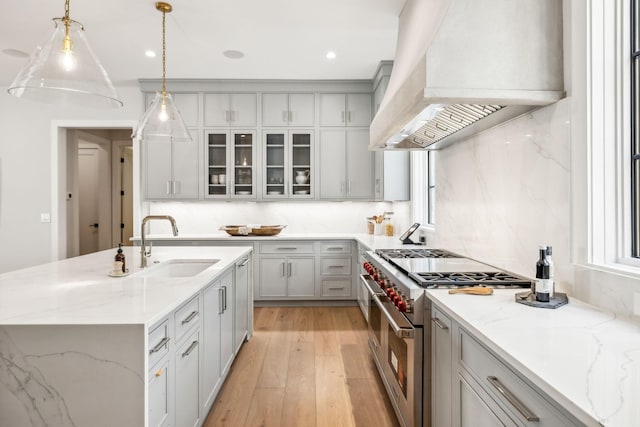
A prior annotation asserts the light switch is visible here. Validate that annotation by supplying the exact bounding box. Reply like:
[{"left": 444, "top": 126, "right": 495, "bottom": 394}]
[{"left": 40, "top": 213, "right": 51, "bottom": 223}]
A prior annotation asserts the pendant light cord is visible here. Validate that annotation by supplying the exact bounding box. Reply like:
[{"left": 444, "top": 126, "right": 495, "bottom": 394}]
[{"left": 161, "top": 9, "right": 167, "bottom": 97}]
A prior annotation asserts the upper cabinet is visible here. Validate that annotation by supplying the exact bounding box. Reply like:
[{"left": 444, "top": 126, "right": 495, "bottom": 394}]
[
  {"left": 262, "top": 93, "right": 315, "bottom": 127},
  {"left": 263, "top": 130, "right": 314, "bottom": 199},
  {"left": 204, "top": 93, "right": 257, "bottom": 127},
  {"left": 319, "top": 93, "right": 372, "bottom": 127},
  {"left": 205, "top": 130, "right": 257, "bottom": 199}
]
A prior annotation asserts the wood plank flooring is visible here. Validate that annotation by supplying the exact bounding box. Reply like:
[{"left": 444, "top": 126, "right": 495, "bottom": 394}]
[{"left": 204, "top": 306, "right": 400, "bottom": 427}]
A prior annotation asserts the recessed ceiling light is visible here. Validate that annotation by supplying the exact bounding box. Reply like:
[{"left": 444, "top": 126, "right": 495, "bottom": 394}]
[
  {"left": 223, "top": 50, "right": 245, "bottom": 59},
  {"left": 145, "top": 50, "right": 157, "bottom": 58},
  {"left": 326, "top": 51, "right": 336, "bottom": 59},
  {"left": 2, "top": 48, "right": 29, "bottom": 58}
]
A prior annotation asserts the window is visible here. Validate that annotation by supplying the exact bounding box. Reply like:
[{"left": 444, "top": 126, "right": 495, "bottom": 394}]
[
  {"left": 411, "top": 150, "right": 435, "bottom": 227},
  {"left": 633, "top": 0, "right": 640, "bottom": 257}
]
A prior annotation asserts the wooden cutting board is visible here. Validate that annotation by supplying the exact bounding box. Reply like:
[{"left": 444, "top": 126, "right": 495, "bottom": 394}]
[{"left": 448, "top": 287, "right": 494, "bottom": 295}]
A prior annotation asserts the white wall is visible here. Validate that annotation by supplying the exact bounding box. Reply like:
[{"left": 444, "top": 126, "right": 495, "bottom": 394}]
[{"left": 0, "top": 85, "right": 143, "bottom": 273}]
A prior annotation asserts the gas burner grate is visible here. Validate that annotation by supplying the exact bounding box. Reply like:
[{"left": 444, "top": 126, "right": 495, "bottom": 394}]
[
  {"left": 376, "top": 248, "right": 460, "bottom": 259},
  {"left": 410, "top": 271, "right": 532, "bottom": 289}
]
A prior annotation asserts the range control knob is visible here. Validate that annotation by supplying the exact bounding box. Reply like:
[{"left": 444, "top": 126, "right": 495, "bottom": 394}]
[
  {"left": 404, "top": 299, "right": 414, "bottom": 313},
  {"left": 393, "top": 292, "right": 402, "bottom": 306},
  {"left": 397, "top": 299, "right": 407, "bottom": 312},
  {"left": 386, "top": 287, "right": 396, "bottom": 299}
]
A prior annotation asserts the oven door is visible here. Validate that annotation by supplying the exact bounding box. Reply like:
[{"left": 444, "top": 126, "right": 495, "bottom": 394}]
[
  {"left": 359, "top": 274, "right": 385, "bottom": 359},
  {"left": 372, "top": 294, "right": 423, "bottom": 427}
]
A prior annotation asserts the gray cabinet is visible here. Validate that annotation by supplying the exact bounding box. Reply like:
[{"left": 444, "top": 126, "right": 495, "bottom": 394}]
[
  {"left": 234, "top": 256, "right": 250, "bottom": 354},
  {"left": 204, "top": 93, "right": 257, "bottom": 127},
  {"left": 201, "top": 280, "right": 223, "bottom": 411},
  {"left": 205, "top": 130, "right": 257, "bottom": 199},
  {"left": 219, "top": 269, "right": 235, "bottom": 377},
  {"left": 374, "top": 151, "right": 410, "bottom": 201},
  {"left": 175, "top": 329, "right": 200, "bottom": 427},
  {"left": 432, "top": 306, "right": 453, "bottom": 427},
  {"left": 319, "top": 93, "right": 372, "bottom": 127},
  {"left": 262, "top": 93, "right": 315, "bottom": 127},
  {"left": 143, "top": 131, "right": 200, "bottom": 200},
  {"left": 259, "top": 256, "right": 315, "bottom": 298},
  {"left": 262, "top": 130, "right": 314, "bottom": 199},
  {"left": 317, "top": 241, "right": 354, "bottom": 298},
  {"left": 319, "top": 128, "right": 373, "bottom": 199},
  {"left": 426, "top": 301, "right": 584, "bottom": 427}
]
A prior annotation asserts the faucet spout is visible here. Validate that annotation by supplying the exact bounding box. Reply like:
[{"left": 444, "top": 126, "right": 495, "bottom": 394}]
[{"left": 140, "top": 215, "right": 179, "bottom": 268}]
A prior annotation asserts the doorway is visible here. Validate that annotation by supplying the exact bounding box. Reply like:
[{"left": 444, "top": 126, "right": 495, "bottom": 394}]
[{"left": 66, "top": 129, "right": 134, "bottom": 258}]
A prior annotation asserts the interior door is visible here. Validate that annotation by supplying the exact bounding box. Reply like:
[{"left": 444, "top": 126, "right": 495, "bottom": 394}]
[{"left": 78, "top": 146, "right": 100, "bottom": 255}]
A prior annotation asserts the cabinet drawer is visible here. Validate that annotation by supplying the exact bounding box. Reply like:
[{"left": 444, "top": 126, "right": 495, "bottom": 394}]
[
  {"left": 148, "top": 319, "right": 170, "bottom": 368},
  {"left": 319, "top": 241, "right": 352, "bottom": 254},
  {"left": 320, "top": 257, "right": 352, "bottom": 275},
  {"left": 320, "top": 279, "right": 352, "bottom": 297},
  {"left": 260, "top": 242, "right": 314, "bottom": 254},
  {"left": 459, "top": 330, "right": 579, "bottom": 426},
  {"left": 174, "top": 296, "right": 200, "bottom": 342}
]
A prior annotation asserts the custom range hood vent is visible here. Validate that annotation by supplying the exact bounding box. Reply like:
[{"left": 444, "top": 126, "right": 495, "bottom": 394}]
[{"left": 370, "top": 0, "right": 565, "bottom": 150}]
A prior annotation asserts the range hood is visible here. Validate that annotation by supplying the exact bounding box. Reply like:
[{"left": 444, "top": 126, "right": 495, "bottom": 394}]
[{"left": 370, "top": 0, "right": 565, "bottom": 150}]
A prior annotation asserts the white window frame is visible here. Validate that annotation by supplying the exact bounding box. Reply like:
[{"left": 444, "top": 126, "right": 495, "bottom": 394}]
[
  {"left": 411, "top": 150, "right": 435, "bottom": 229},
  {"left": 587, "top": 0, "right": 640, "bottom": 272}
]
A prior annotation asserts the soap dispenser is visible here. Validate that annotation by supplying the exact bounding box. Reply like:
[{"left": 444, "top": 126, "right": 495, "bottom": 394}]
[{"left": 114, "top": 243, "right": 126, "bottom": 274}]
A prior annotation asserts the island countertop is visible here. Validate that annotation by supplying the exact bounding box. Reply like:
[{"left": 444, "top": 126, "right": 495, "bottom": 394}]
[{"left": 0, "top": 246, "right": 252, "bottom": 326}]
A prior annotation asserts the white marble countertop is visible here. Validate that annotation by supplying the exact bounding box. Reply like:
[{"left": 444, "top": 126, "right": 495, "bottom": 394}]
[
  {"left": 0, "top": 246, "right": 252, "bottom": 326},
  {"left": 427, "top": 289, "right": 640, "bottom": 426}
]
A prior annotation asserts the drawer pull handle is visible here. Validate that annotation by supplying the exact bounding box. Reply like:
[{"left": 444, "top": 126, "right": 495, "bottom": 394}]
[
  {"left": 181, "top": 310, "right": 198, "bottom": 325},
  {"left": 150, "top": 337, "right": 170, "bottom": 354},
  {"left": 237, "top": 258, "right": 249, "bottom": 267},
  {"left": 182, "top": 340, "right": 199, "bottom": 358},
  {"left": 277, "top": 247, "right": 298, "bottom": 251},
  {"left": 328, "top": 287, "right": 344, "bottom": 290},
  {"left": 487, "top": 376, "right": 540, "bottom": 422},
  {"left": 328, "top": 265, "right": 344, "bottom": 268},
  {"left": 326, "top": 247, "right": 343, "bottom": 251},
  {"left": 432, "top": 317, "right": 449, "bottom": 330}
]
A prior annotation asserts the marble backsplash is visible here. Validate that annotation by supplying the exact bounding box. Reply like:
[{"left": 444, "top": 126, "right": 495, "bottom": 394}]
[
  {"left": 146, "top": 200, "right": 412, "bottom": 237},
  {"left": 428, "top": 99, "right": 572, "bottom": 291}
]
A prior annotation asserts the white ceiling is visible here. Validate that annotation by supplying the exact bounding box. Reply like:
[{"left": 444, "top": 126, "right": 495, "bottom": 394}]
[{"left": 0, "top": 0, "right": 406, "bottom": 86}]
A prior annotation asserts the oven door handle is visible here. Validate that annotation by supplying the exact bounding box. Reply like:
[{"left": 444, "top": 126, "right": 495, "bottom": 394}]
[
  {"left": 372, "top": 294, "right": 415, "bottom": 339},
  {"left": 359, "top": 274, "right": 385, "bottom": 296}
]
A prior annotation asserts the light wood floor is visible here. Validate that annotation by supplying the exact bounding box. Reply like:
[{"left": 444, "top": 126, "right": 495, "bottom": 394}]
[{"left": 204, "top": 306, "right": 401, "bottom": 427}]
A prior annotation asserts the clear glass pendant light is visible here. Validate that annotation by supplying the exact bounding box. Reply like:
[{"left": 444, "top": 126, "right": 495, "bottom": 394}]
[
  {"left": 133, "top": 2, "right": 192, "bottom": 143},
  {"left": 7, "top": 0, "right": 122, "bottom": 108}
]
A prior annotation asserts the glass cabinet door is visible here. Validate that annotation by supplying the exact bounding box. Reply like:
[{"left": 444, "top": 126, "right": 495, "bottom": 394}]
[
  {"left": 231, "top": 132, "right": 255, "bottom": 197},
  {"left": 207, "top": 132, "right": 228, "bottom": 197},
  {"left": 264, "top": 132, "right": 286, "bottom": 197},
  {"left": 290, "top": 131, "right": 313, "bottom": 198}
]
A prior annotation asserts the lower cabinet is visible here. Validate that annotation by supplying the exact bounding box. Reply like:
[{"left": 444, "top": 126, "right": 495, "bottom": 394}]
[
  {"left": 428, "top": 301, "right": 584, "bottom": 427},
  {"left": 255, "top": 240, "right": 355, "bottom": 301},
  {"left": 175, "top": 330, "right": 201, "bottom": 427},
  {"left": 147, "top": 262, "right": 251, "bottom": 427}
]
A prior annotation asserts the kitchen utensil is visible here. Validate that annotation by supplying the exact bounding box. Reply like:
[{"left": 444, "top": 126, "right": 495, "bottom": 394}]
[
  {"left": 210, "top": 174, "right": 219, "bottom": 184},
  {"left": 295, "top": 170, "right": 310, "bottom": 184},
  {"left": 448, "top": 287, "right": 494, "bottom": 295}
]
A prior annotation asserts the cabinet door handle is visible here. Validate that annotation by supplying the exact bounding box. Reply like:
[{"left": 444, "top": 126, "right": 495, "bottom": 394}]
[
  {"left": 347, "top": 180, "right": 352, "bottom": 195},
  {"left": 348, "top": 111, "right": 352, "bottom": 122},
  {"left": 237, "top": 258, "right": 249, "bottom": 267},
  {"left": 282, "top": 111, "right": 287, "bottom": 123},
  {"left": 486, "top": 376, "right": 540, "bottom": 422},
  {"left": 287, "top": 262, "right": 292, "bottom": 277},
  {"left": 218, "top": 287, "right": 224, "bottom": 314},
  {"left": 288, "top": 111, "right": 293, "bottom": 122},
  {"left": 225, "top": 110, "right": 230, "bottom": 122},
  {"left": 222, "top": 285, "right": 227, "bottom": 312},
  {"left": 431, "top": 317, "right": 449, "bottom": 330},
  {"left": 181, "top": 310, "right": 198, "bottom": 325},
  {"left": 281, "top": 262, "right": 286, "bottom": 277},
  {"left": 166, "top": 180, "right": 172, "bottom": 195},
  {"left": 340, "top": 181, "right": 345, "bottom": 195},
  {"left": 172, "top": 180, "right": 178, "bottom": 195},
  {"left": 181, "top": 340, "right": 198, "bottom": 358},
  {"left": 150, "top": 337, "right": 170, "bottom": 354}
]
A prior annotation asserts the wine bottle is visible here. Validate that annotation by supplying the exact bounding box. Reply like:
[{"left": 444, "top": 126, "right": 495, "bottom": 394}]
[{"left": 535, "top": 245, "right": 550, "bottom": 302}]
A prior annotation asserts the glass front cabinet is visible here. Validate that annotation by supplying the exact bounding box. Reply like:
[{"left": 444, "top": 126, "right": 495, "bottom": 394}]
[
  {"left": 205, "top": 130, "right": 257, "bottom": 199},
  {"left": 263, "top": 130, "right": 314, "bottom": 199}
]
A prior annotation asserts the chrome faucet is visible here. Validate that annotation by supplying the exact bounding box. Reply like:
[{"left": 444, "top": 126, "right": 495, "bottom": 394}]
[{"left": 140, "top": 215, "right": 179, "bottom": 267}]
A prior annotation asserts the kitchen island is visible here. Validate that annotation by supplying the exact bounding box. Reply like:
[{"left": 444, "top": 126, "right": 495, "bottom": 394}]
[{"left": 0, "top": 246, "right": 252, "bottom": 427}]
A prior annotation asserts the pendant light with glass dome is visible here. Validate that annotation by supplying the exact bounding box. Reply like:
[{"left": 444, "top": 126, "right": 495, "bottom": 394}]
[
  {"left": 133, "top": 2, "right": 192, "bottom": 143},
  {"left": 7, "top": 0, "right": 122, "bottom": 108}
]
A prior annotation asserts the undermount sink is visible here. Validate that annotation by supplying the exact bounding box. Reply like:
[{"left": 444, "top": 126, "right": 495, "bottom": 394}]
[{"left": 135, "top": 259, "right": 220, "bottom": 278}]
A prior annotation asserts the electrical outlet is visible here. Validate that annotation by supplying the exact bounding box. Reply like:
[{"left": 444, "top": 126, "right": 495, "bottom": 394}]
[
  {"left": 40, "top": 213, "right": 51, "bottom": 223},
  {"left": 634, "top": 292, "right": 640, "bottom": 316}
]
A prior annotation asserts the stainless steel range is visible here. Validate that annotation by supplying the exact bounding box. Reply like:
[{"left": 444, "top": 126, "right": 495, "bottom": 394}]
[{"left": 360, "top": 248, "right": 532, "bottom": 427}]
